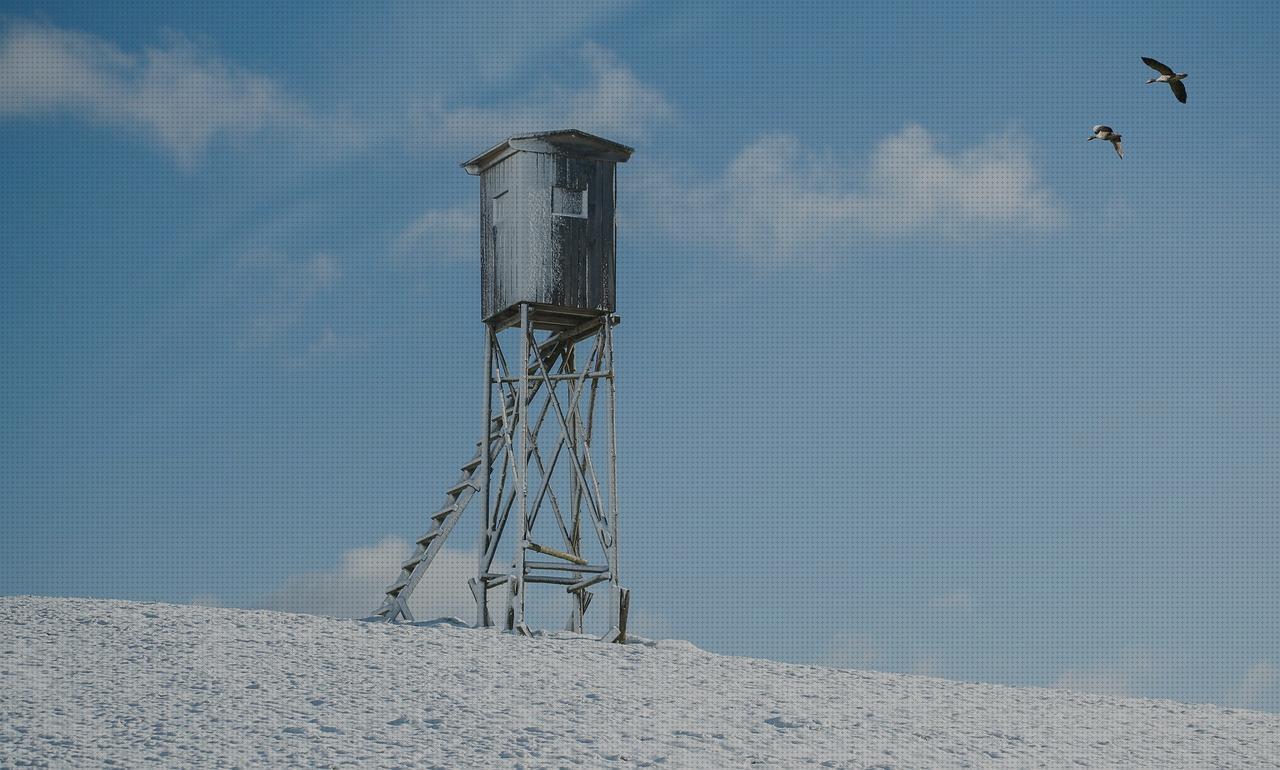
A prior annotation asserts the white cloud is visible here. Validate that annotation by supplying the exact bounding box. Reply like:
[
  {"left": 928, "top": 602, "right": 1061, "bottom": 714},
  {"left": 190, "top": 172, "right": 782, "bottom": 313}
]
[
  {"left": 257, "top": 537, "right": 477, "bottom": 620},
  {"left": 639, "top": 125, "right": 1061, "bottom": 264},
  {"left": 929, "top": 590, "right": 974, "bottom": 610},
  {"left": 289, "top": 252, "right": 341, "bottom": 293},
  {"left": 361, "top": 0, "right": 635, "bottom": 84},
  {"left": 1050, "top": 654, "right": 1157, "bottom": 698},
  {"left": 237, "top": 252, "right": 342, "bottom": 348},
  {"left": 256, "top": 537, "right": 605, "bottom": 629},
  {"left": 815, "top": 633, "right": 880, "bottom": 669},
  {"left": 283, "top": 326, "right": 371, "bottom": 368},
  {"left": 1050, "top": 668, "right": 1135, "bottom": 697},
  {"left": 227, "top": 250, "right": 370, "bottom": 367},
  {"left": 304, "top": 327, "right": 368, "bottom": 356},
  {"left": 418, "top": 43, "right": 673, "bottom": 147},
  {"left": 909, "top": 656, "right": 942, "bottom": 677},
  {"left": 0, "top": 20, "right": 356, "bottom": 166},
  {"left": 392, "top": 205, "right": 474, "bottom": 263},
  {"left": 393, "top": 43, "right": 666, "bottom": 260},
  {"left": 0, "top": 21, "right": 657, "bottom": 167},
  {"left": 624, "top": 605, "right": 676, "bottom": 640},
  {"left": 1222, "top": 662, "right": 1279, "bottom": 710}
]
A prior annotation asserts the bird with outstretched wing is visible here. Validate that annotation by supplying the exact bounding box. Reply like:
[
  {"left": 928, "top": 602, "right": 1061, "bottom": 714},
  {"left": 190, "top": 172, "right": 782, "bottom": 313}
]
[{"left": 1142, "top": 56, "right": 1188, "bottom": 103}]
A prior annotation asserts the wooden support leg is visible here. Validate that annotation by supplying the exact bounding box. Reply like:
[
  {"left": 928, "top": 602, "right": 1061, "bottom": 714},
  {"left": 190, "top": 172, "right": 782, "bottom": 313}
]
[
  {"left": 568, "top": 589, "right": 592, "bottom": 633},
  {"left": 512, "top": 303, "right": 530, "bottom": 635},
  {"left": 506, "top": 573, "right": 530, "bottom": 636},
  {"left": 469, "top": 577, "right": 490, "bottom": 628},
  {"left": 601, "top": 586, "right": 629, "bottom": 644}
]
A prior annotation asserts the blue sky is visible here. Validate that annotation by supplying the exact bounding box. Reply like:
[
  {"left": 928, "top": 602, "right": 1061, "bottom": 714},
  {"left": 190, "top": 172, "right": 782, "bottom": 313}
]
[{"left": 3, "top": 0, "right": 1279, "bottom": 710}]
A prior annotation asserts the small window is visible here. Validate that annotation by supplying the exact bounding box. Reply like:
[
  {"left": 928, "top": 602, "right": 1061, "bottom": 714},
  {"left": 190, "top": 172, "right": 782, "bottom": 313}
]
[
  {"left": 552, "top": 186, "right": 587, "bottom": 218},
  {"left": 492, "top": 191, "right": 509, "bottom": 222}
]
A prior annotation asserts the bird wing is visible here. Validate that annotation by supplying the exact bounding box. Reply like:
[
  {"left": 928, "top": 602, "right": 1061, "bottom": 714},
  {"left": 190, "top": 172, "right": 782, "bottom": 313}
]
[
  {"left": 1142, "top": 56, "right": 1175, "bottom": 75},
  {"left": 1093, "top": 125, "right": 1111, "bottom": 135},
  {"left": 1113, "top": 139, "right": 1123, "bottom": 159},
  {"left": 1170, "top": 80, "right": 1187, "bottom": 103}
]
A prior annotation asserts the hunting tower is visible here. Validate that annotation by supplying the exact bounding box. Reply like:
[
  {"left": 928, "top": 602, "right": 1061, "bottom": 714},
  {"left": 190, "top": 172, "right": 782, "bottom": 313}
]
[{"left": 372, "top": 130, "right": 633, "bottom": 642}]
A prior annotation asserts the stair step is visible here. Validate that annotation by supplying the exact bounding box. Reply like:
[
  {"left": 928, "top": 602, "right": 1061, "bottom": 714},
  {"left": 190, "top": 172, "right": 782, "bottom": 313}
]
[
  {"left": 446, "top": 480, "right": 476, "bottom": 497},
  {"left": 369, "top": 340, "right": 589, "bottom": 623}
]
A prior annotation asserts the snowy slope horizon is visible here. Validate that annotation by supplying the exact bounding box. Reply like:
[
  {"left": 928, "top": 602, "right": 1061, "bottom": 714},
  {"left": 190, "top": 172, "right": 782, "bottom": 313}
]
[{"left": 4, "top": 596, "right": 1280, "bottom": 768}]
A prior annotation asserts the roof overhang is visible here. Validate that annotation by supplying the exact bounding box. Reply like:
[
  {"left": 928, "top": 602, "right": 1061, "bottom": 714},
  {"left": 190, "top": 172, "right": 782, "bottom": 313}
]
[{"left": 462, "top": 130, "right": 634, "bottom": 175}]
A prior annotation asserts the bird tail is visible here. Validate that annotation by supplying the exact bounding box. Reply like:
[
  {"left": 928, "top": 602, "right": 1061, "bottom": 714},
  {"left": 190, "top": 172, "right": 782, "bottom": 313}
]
[{"left": 1146, "top": 78, "right": 1158, "bottom": 84}]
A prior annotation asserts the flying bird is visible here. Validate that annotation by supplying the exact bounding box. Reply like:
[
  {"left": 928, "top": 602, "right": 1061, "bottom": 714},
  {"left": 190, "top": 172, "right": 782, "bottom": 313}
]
[
  {"left": 1089, "top": 125, "right": 1124, "bottom": 158},
  {"left": 1142, "top": 57, "right": 1188, "bottom": 103}
]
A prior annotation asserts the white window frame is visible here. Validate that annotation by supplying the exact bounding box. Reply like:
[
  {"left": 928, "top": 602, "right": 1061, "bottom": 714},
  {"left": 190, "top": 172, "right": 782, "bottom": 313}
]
[{"left": 552, "top": 186, "right": 588, "bottom": 219}]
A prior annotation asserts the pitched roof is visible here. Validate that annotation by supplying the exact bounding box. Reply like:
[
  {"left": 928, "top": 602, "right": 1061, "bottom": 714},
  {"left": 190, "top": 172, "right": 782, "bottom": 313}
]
[{"left": 462, "top": 130, "right": 634, "bottom": 175}]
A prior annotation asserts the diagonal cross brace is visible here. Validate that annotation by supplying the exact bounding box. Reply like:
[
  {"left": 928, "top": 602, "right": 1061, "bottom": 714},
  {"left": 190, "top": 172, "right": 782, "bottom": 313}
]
[
  {"left": 527, "top": 327, "right": 615, "bottom": 557},
  {"left": 369, "top": 324, "right": 596, "bottom": 623}
]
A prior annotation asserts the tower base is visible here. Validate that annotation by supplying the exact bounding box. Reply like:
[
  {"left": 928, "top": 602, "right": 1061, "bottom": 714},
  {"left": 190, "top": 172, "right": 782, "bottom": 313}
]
[{"left": 372, "top": 305, "right": 629, "bottom": 643}]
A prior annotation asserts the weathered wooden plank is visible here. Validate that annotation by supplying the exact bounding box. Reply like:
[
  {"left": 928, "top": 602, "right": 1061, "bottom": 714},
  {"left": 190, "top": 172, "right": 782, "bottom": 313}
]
[
  {"left": 526, "top": 541, "right": 587, "bottom": 565},
  {"left": 525, "top": 561, "right": 608, "bottom": 573},
  {"left": 568, "top": 572, "right": 611, "bottom": 593},
  {"left": 478, "top": 147, "right": 618, "bottom": 320}
]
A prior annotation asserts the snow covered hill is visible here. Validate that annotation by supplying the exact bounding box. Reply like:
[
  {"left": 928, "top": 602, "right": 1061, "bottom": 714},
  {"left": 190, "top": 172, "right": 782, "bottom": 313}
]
[{"left": 3, "top": 597, "right": 1279, "bottom": 768}]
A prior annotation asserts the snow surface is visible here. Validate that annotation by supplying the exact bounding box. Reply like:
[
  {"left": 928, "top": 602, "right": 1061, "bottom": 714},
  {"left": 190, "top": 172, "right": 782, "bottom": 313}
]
[{"left": 3, "top": 597, "right": 1280, "bottom": 768}]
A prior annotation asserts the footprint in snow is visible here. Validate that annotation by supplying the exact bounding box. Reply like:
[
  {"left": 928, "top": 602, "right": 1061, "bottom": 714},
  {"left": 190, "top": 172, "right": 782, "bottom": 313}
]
[{"left": 765, "top": 716, "right": 813, "bottom": 729}]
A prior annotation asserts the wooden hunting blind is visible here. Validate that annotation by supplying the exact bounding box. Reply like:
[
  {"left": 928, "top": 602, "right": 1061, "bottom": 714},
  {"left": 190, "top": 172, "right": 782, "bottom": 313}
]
[
  {"left": 465, "top": 130, "right": 632, "bottom": 326},
  {"left": 372, "top": 130, "right": 633, "bottom": 641}
]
